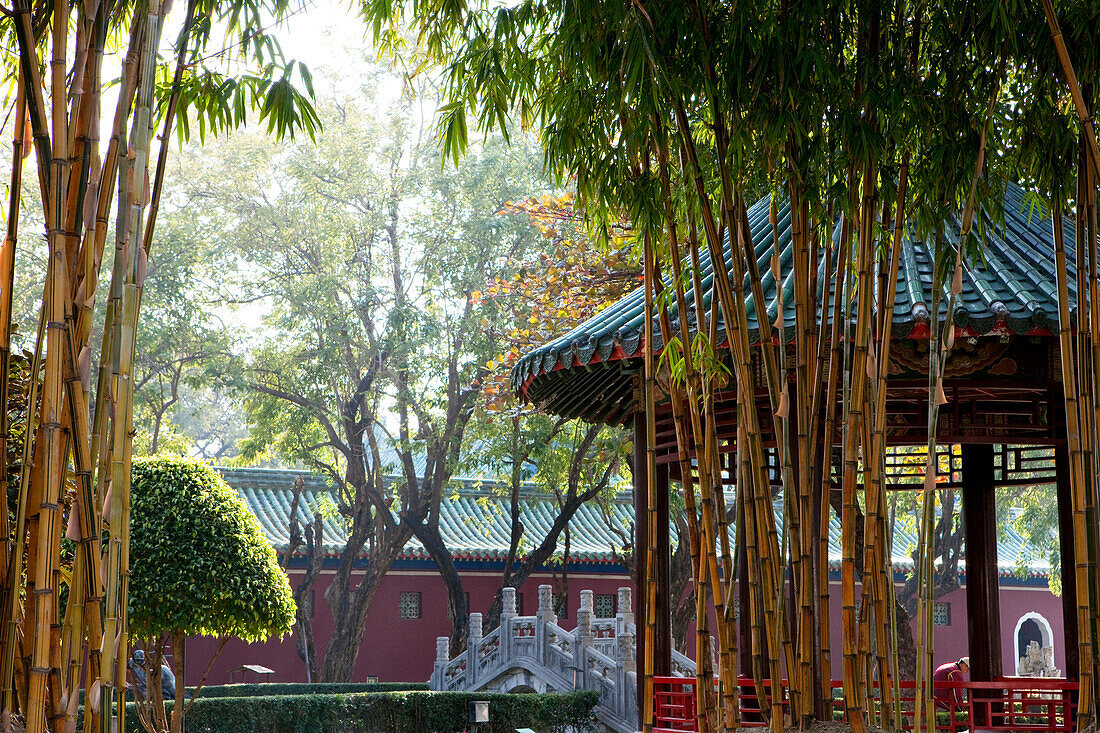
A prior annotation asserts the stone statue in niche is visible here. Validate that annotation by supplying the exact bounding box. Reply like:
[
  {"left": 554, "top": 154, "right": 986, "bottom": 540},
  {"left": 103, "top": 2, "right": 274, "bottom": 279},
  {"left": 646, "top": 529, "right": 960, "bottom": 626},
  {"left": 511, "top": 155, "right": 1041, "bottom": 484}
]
[{"left": 1018, "top": 640, "right": 1061, "bottom": 677}]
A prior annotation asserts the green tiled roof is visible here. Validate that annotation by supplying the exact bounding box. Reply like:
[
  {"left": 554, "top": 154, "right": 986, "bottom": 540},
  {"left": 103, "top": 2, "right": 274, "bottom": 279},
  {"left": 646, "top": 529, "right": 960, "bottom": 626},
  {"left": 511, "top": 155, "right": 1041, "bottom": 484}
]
[
  {"left": 219, "top": 467, "right": 1052, "bottom": 578},
  {"left": 511, "top": 183, "right": 1075, "bottom": 423},
  {"left": 220, "top": 467, "right": 633, "bottom": 563}
]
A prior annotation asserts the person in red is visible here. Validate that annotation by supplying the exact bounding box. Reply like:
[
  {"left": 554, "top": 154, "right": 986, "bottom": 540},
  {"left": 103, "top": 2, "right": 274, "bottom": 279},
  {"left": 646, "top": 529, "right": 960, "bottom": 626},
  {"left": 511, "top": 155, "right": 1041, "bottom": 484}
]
[{"left": 932, "top": 656, "right": 970, "bottom": 708}]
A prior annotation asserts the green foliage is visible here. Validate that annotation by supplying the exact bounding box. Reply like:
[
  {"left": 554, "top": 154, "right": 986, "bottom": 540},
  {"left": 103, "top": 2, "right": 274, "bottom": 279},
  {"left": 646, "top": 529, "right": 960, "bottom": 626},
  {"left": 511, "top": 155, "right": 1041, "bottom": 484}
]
[
  {"left": 99, "top": 690, "right": 598, "bottom": 733},
  {"left": 1004, "top": 482, "right": 1062, "bottom": 595},
  {"left": 163, "top": 58, "right": 551, "bottom": 481},
  {"left": 3, "top": 349, "right": 32, "bottom": 518},
  {"left": 365, "top": 0, "right": 1100, "bottom": 267},
  {"left": 156, "top": 0, "right": 321, "bottom": 143},
  {"left": 131, "top": 214, "right": 238, "bottom": 456},
  {"left": 128, "top": 455, "right": 295, "bottom": 641}
]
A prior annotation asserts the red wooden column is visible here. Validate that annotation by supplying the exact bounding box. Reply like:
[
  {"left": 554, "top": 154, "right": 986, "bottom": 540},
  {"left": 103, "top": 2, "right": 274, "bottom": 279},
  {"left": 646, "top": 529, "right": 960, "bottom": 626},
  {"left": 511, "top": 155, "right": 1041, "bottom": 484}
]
[
  {"left": 654, "top": 461, "right": 672, "bottom": 675},
  {"left": 633, "top": 408, "right": 672, "bottom": 728},
  {"left": 961, "top": 444, "right": 1002, "bottom": 726},
  {"left": 1055, "top": 443, "right": 1079, "bottom": 681}
]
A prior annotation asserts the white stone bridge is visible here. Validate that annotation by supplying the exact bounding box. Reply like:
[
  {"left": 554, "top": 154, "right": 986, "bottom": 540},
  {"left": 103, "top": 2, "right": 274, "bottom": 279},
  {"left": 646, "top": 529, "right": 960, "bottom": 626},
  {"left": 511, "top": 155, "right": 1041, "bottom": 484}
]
[{"left": 429, "top": 585, "right": 694, "bottom": 733}]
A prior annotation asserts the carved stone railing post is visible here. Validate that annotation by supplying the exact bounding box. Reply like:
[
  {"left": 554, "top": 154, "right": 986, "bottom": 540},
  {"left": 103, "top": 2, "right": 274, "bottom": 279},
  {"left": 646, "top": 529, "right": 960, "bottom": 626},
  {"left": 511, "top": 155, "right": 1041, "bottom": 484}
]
[
  {"left": 616, "top": 587, "right": 633, "bottom": 628},
  {"left": 577, "top": 590, "right": 594, "bottom": 688},
  {"left": 431, "top": 636, "right": 450, "bottom": 689},
  {"left": 470, "top": 612, "right": 484, "bottom": 645},
  {"left": 502, "top": 587, "right": 517, "bottom": 621},
  {"left": 615, "top": 626, "right": 637, "bottom": 725},
  {"left": 578, "top": 590, "right": 594, "bottom": 642},
  {"left": 537, "top": 584, "right": 555, "bottom": 667},
  {"left": 468, "top": 612, "right": 483, "bottom": 686},
  {"left": 617, "top": 628, "right": 636, "bottom": 674},
  {"left": 501, "top": 587, "right": 516, "bottom": 659},
  {"left": 537, "top": 584, "right": 556, "bottom": 623}
]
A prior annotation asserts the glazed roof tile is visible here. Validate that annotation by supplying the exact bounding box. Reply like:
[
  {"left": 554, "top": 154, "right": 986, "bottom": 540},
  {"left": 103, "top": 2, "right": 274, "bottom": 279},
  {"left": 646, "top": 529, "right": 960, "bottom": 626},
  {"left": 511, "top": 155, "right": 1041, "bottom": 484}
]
[
  {"left": 219, "top": 467, "right": 1052, "bottom": 578},
  {"left": 512, "top": 183, "right": 1076, "bottom": 422}
]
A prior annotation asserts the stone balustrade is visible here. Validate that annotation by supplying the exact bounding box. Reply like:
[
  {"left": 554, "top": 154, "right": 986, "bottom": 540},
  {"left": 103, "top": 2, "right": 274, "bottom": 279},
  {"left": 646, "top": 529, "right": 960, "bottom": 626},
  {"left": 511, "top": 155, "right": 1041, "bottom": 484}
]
[{"left": 430, "top": 584, "right": 695, "bottom": 733}]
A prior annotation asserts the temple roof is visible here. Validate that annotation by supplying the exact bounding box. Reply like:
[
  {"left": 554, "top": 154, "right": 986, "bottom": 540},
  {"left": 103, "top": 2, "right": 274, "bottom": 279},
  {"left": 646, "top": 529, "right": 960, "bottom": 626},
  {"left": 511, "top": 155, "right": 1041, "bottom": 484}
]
[
  {"left": 512, "top": 183, "right": 1075, "bottom": 424},
  {"left": 221, "top": 467, "right": 633, "bottom": 563},
  {"left": 220, "top": 467, "right": 1052, "bottom": 580}
]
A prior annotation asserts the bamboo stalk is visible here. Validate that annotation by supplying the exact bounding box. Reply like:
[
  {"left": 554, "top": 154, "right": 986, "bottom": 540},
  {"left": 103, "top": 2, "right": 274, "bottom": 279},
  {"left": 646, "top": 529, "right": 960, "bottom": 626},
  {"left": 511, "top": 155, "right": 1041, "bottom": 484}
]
[
  {"left": 0, "top": 83, "right": 28, "bottom": 709},
  {"left": 642, "top": 229, "right": 658, "bottom": 733},
  {"left": 652, "top": 126, "right": 730, "bottom": 730},
  {"left": 840, "top": 163, "right": 876, "bottom": 733},
  {"left": 817, "top": 191, "right": 852, "bottom": 712},
  {"left": 1086, "top": 147, "right": 1100, "bottom": 724},
  {"left": 863, "top": 152, "right": 909, "bottom": 731},
  {"left": 15, "top": 0, "right": 75, "bottom": 722},
  {"left": 1053, "top": 202, "right": 1095, "bottom": 727},
  {"left": 1040, "top": 0, "right": 1100, "bottom": 183},
  {"left": 1, "top": 304, "right": 45, "bottom": 724},
  {"left": 1074, "top": 134, "right": 1100, "bottom": 725}
]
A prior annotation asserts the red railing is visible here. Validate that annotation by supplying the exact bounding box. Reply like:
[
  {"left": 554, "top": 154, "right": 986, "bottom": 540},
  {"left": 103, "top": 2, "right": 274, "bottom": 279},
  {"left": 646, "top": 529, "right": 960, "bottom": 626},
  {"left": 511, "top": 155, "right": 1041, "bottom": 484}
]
[{"left": 653, "top": 676, "right": 1079, "bottom": 733}]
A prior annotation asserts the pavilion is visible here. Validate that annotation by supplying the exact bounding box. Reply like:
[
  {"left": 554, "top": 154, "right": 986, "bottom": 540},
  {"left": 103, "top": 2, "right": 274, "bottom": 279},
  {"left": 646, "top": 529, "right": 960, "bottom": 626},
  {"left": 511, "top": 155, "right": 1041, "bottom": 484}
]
[{"left": 511, "top": 181, "right": 1080, "bottom": 719}]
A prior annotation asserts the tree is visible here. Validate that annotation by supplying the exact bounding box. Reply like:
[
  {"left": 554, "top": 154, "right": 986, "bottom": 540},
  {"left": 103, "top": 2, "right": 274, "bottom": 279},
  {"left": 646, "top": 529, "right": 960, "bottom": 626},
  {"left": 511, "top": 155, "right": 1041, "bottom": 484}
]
[
  {"left": 171, "top": 386, "right": 249, "bottom": 462},
  {"left": 464, "top": 414, "right": 628, "bottom": 629},
  {"left": 0, "top": 0, "right": 317, "bottom": 723},
  {"left": 128, "top": 455, "right": 295, "bottom": 733},
  {"left": 464, "top": 194, "right": 637, "bottom": 629},
  {"left": 131, "top": 218, "right": 236, "bottom": 455},
  {"left": 172, "top": 65, "right": 550, "bottom": 679},
  {"left": 363, "top": 2, "right": 1100, "bottom": 730},
  {"left": 475, "top": 194, "right": 637, "bottom": 406}
]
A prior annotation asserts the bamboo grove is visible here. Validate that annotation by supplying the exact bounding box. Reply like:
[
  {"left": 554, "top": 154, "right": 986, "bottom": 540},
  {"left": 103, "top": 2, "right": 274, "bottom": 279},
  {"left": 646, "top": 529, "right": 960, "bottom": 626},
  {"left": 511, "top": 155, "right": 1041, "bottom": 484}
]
[
  {"left": 0, "top": 0, "right": 317, "bottom": 730},
  {"left": 370, "top": 0, "right": 1100, "bottom": 730}
]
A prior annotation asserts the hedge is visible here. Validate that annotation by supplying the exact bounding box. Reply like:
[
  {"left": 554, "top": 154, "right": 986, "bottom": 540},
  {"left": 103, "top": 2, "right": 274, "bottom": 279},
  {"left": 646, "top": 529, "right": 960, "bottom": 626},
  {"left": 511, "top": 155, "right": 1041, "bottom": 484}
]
[
  {"left": 86, "top": 689, "right": 599, "bottom": 733},
  {"left": 195, "top": 682, "right": 428, "bottom": 698}
]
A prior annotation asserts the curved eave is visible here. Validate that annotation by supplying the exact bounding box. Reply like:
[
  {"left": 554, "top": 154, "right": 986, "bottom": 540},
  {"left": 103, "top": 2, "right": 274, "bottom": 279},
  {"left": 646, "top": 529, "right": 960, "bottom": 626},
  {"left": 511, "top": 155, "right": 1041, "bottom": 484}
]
[{"left": 513, "top": 183, "right": 1076, "bottom": 421}]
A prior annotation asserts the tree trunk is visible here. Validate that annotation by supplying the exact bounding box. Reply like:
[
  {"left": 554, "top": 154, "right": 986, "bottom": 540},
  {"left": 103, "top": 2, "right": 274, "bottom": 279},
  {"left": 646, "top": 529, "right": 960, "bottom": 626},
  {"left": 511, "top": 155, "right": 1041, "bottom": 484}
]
[
  {"left": 292, "top": 518, "right": 323, "bottom": 682},
  {"left": 170, "top": 631, "right": 185, "bottom": 733},
  {"left": 410, "top": 519, "right": 469, "bottom": 655},
  {"left": 484, "top": 495, "right": 587, "bottom": 631},
  {"left": 284, "top": 478, "right": 323, "bottom": 682},
  {"left": 319, "top": 528, "right": 409, "bottom": 682},
  {"left": 669, "top": 517, "right": 695, "bottom": 654}
]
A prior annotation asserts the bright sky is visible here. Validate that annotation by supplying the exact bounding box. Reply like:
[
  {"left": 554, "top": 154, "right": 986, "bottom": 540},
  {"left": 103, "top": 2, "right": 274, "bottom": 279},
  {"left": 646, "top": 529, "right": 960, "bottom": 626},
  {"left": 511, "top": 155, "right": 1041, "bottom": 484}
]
[{"left": 271, "top": 0, "right": 376, "bottom": 82}]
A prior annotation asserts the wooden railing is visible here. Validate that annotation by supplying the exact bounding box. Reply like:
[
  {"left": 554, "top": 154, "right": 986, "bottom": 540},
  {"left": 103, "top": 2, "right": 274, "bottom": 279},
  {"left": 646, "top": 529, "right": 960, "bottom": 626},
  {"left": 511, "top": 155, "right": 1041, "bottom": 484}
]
[{"left": 653, "top": 676, "right": 1079, "bottom": 733}]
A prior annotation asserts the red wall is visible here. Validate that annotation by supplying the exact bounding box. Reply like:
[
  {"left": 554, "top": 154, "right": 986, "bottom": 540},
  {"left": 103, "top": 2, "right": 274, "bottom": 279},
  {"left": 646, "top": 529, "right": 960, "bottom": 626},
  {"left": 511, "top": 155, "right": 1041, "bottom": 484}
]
[
  {"left": 684, "top": 580, "right": 1067, "bottom": 679},
  {"left": 187, "top": 566, "right": 1065, "bottom": 685},
  {"left": 186, "top": 565, "right": 634, "bottom": 685}
]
